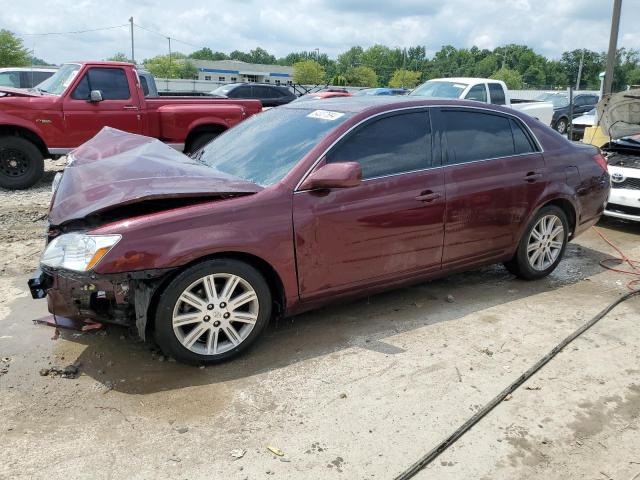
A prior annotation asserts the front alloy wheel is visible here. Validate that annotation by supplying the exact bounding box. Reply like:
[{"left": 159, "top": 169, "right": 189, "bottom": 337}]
[
  {"left": 154, "top": 259, "right": 271, "bottom": 364},
  {"left": 555, "top": 118, "right": 568, "bottom": 135},
  {"left": 172, "top": 273, "right": 259, "bottom": 355}
]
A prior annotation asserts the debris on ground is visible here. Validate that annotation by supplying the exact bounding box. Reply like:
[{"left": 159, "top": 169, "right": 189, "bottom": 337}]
[
  {"left": 176, "top": 426, "right": 189, "bottom": 434},
  {"left": 230, "top": 449, "right": 246, "bottom": 459},
  {"left": 445, "top": 294, "right": 455, "bottom": 303},
  {"left": 339, "top": 393, "right": 347, "bottom": 399},
  {"left": 38, "top": 363, "right": 80, "bottom": 379},
  {"left": 503, "top": 394, "right": 513, "bottom": 401},
  {"left": 526, "top": 385, "right": 542, "bottom": 391},
  {"left": 267, "top": 446, "right": 285, "bottom": 456},
  {"left": 0, "top": 357, "right": 9, "bottom": 377},
  {"left": 480, "top": 347, "right": 494, "bottom": 357}
]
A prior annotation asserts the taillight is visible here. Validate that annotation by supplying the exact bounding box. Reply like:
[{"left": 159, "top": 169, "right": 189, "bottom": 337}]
[{"left": 593, "top": 153, "right": 608, "bottom": 172}]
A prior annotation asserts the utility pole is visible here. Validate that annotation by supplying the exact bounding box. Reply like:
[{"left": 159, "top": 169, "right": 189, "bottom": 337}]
[
  {"left": 129, "top": 17, "right": 135, "bottom": 64},
  {"left": 575, "top": 49, "right": 584, "bottom": 90},
  {"left": 603, "top": 0, "right": 622, "bottom": 94},
  {"left": 168, "top": 37, "right": 172, "bottom": 68}
]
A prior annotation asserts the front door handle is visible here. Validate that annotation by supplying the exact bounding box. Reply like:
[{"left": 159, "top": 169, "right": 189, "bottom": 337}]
[
  {"left": 123, "top": 105, "right": 139, "bottom": 111},
  {"left": 415, "top": 190, "right": 441, "bottom": 202},
  {"left": 524, "top": 171, "right": 543, "bottom": 183}
]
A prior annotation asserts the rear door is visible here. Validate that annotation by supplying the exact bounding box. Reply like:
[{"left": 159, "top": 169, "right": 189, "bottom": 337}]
[
  {"left": 62, "top": 66, "right": 143, "bottom": 146},
  {"left": 293, "top": 109, "right": 445, "bottom": 300},
  {"left": 435, "top": 107, "right": 546, "bottom": 268}
]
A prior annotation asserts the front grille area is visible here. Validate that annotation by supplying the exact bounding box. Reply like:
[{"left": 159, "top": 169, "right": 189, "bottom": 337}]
[
  {"left": 611, "top": 177, "right": 640, "bottom": 190},
  {"left": 605, "top": 202, "right": 640, "bottom": 216}
]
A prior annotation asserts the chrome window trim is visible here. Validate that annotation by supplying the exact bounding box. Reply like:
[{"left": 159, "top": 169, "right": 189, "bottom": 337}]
[{"left": 293, "top": 104, "right": 544, "bottom": 193}]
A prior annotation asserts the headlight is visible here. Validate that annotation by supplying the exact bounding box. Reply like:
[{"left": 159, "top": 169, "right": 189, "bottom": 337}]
[{"left": 41, "top": 233, "right": 121, "bottom": 271}]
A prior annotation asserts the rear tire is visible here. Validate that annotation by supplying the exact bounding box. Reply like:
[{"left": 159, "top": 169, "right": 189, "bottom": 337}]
[
  {"left": 154, "top": 259, "right": 272, "bottom": 365},
  {"left": 185, "top": 132, "right": 220, "bottom": 155},
  {"left": 0, "top": 136, "right": 44, "bottom": 190},
  {"left": 504, "top": 205, "right": 568, "bottom": 280}
]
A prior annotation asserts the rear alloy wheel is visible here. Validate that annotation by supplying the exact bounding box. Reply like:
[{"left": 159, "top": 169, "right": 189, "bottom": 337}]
[
  {"left": 154, "top": 259, "right": 271, "bottom": 364},
  {"left": 555, "top": 118, "right": 568, "bottom": 135},
  {"left": 504, "top": 205, "right": 568, "bottom": 280},
  {"left": 0, "top": 136, "right": 44, "bottom": 190}
]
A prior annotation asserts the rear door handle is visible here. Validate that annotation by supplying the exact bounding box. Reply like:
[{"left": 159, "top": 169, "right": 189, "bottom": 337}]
[
  {"left": 524, "top": 171, "right": 543, "bottom": 182},
  {"left": 415, "top": 190, "right": 441, "bottom": 202},
  {"left": 123, "top": 105, "right": 139, "bottom": 111}
]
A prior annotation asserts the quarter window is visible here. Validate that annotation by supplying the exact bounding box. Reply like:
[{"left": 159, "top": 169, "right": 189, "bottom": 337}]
[
  {"left": 71, "top": 68, "right": 130, "bottom": 100},
  {"left": 488, "top": 83, "right": 506, "bottom": 105},
  {"left": 443, "top": 110, "right": 535, "bottom": 164},
  {"left": 327, "top": 111, "right": 432, "bottom": 179}
]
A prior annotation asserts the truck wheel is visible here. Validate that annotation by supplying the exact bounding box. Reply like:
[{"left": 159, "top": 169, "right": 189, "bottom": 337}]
[
  {"left": 0, "top": 136, "right": 44, "bottom": 190},
  {"left": 186, "top": 132, "right": 219, "bottom": 155},
  {"left": 504, "top": 205, "right": 568, "bottom": 280},
  {"left": 153, "top": 259, "right": 272, "bottom": 365},
  {"left": 555, "top": 118, "right": 568, "bottom": 135}
]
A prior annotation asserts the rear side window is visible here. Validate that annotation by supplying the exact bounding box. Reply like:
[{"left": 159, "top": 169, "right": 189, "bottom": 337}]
[
  {"left": 71, "top": 68, "right": 130, "bottom": 100},
  {"left": 327, "top": 111, "right": 432, "bottom": 179},
  {"left": 442, "top": 110, "right": 522, "bottom": 164},
  {"left": 139, "top": 76, "right": 150, "bottom": 96},
  {"left": 229, "top": 86, "right": 252, "bottom": 98},
  {"left": 511, "top": 119, "right": 536, "bottom": 154},
  {"left": 488, "top": 83, "right": 506, "bottom": 105}
]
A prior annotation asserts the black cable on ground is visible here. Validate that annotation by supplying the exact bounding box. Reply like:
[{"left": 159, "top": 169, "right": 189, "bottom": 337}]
[{"left": 394, "top": 288, "right": 640, "bottom": 480}]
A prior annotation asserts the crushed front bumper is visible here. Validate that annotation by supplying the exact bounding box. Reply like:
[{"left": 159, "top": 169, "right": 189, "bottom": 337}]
[{"left": 28, "top": 266, "right": 173, "bottom": 339}]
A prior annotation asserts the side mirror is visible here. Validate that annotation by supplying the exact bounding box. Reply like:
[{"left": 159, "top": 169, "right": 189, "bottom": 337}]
[
  {"left": 299, "top": 162, "right": 362, "bottom": 191},
  {"left": 89, "top": 90, "right": 103, "bottom": 102}
]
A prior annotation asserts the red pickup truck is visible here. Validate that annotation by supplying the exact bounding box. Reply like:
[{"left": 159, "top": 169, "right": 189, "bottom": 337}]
[{"left": 0, "top": 61, "right": 262, "bottom": 189}]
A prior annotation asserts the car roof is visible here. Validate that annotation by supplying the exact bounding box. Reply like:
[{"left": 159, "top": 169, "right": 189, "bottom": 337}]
[
  {"left": 0, "top": 67, "right": 58, "bottom": 72},
  {"left": 429, "top": 77, "right": 504, "bottom": 84},
  {"left": 281, "top": 96, "right": 518, "bottom": 115}
]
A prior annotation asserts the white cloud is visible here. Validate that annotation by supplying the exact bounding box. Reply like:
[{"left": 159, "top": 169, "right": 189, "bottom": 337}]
[{"left": 4, "top": 0, "right": 638, "bottom": 64}]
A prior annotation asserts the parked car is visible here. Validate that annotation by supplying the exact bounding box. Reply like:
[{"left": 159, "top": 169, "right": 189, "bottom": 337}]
[
  {"left": 210, "top": 83, "right": 296, "bottom": 107},
  {"left": 355, "top": 88, "right": 408, "bottom": 96},
  {"left": 596, "top": 88, "right": 640, "bottom": 222},
  {"left": 536, "top": 92, "right": 599, "bottom": 134},
  {"left": 570, "top": 108, "right": 597, "bottom": 141},
  {"left": 292, "top": 91, "right": 353, "bottom": 102},
  {"left": 0, "top": 61, "right": 262, "bottom": 189},
  {"left": 28, "top": 97, "right": 610, "bottom": 365},
  {"left": 410, "top": 77, "right": 554, "bottom": 126},
  {"left": 0, "top": 67, "right": 57, "bottom": 90}
]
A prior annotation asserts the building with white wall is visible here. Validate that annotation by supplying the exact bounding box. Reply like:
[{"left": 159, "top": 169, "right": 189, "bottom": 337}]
[{"left": 191, "top": 60, "right": 293, "bottom": 85}]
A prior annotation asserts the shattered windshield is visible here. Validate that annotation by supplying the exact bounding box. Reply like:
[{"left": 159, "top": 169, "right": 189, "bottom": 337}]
[{"left": 199, "top": 107, "right": 353, "bottom": 186}]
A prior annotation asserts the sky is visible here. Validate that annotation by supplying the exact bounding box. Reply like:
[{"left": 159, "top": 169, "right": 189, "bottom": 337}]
[{"left": 4, "top": 0, "right": 639, "bottom": 65}]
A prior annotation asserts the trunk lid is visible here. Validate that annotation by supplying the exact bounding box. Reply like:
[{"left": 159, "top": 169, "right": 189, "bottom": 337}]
[{"left": 49, "top": 127, "right": 262, "bottom": 226}]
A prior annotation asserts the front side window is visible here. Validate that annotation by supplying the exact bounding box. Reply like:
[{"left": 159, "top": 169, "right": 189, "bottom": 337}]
[
  {"left": 327, "top": 111, "right": 432, "bottom": 179},
  {"left": 488, "top": 83, "right": 506, "bottom": 105},
  {"left": 71, "top": 68, "right": 130, "bottom": 100},
  {"left": 443, "top": 110, "right": 532, "bottom": 164},
  {"left": 465, "top": 84, "right": 487, "bottom": 102}
]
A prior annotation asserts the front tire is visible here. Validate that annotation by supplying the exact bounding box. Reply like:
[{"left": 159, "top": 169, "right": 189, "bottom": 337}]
[
  {"left": 0, "top": 136, "right": 44, "bottom": 190},
  {"left": 504, "top": 205, "right": 568, "bottom": 280},
  {"left": 555, "top": 118, "right": 568, "bottom": 135},
  {"left": 154, "top": 259, "right": 272, "bottom": 365}
]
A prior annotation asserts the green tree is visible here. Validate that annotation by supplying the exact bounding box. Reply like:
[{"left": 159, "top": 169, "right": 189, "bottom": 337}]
[
  {"left": 560, "top": 49, "right": 603, "bottom": 89},
  {"left": 107, "top": 52, "right": 130, "bottom": 62},
  {"left": 389, "top": 69, "right": 421, "bottom": 88},
  {"left": 0, "top": 30, "right": 30, "bottom": 67},
  {"left": 523, "top": 65, "right": 546, "bottom": 87},
  {"left": 337, "top": 46, "right": 364, "bottom": 73},
  {"left": 143, "top": 54, "right": 196, "bottom": 79},
  {"left": 189, "top": 47, "right": 228, "bottom": 61},
  {"left": 345, "top": 66, "right": 377, "bottom": 87},
  {"left": 626, "top": 68, "right": 640, "bottom": 87},
  {"left": 490, "top": 67, "right": 523, "bottom": 89},
  {"left": 292, "top": 60, "right": 325, "bottom": 84},
  {"left": 332, "top": 74, "right": 347, "bottom": 86}
]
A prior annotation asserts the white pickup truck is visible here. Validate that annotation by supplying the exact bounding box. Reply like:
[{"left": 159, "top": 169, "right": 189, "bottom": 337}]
[{"left": 410, "top": 77, "right": 554, "bottom": 126}]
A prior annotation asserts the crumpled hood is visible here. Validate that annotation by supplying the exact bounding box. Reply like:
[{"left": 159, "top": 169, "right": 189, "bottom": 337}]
[
  {"left": 597, "top": 89, "right": 640, "bottom": 139},
  {"left": 49, "top": 127, "right": 263, "bottom": 226}
]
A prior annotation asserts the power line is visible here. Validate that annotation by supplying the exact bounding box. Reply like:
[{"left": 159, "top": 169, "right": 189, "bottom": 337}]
[
  {"left": 16, "top": 24, "right": 128, "bottom": 36},
  {"left": 132, "top": 22, "right": 201, "bottom": 49}
]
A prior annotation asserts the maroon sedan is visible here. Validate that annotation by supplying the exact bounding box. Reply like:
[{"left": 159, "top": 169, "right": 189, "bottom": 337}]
[{"left": 29, "top": 98, "right": 610, "bottom": 364}]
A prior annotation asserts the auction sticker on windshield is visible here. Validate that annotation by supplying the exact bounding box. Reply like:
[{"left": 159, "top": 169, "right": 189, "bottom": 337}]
[{"left": 307, "top": 110, "right": 345, "bottom": 121}]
